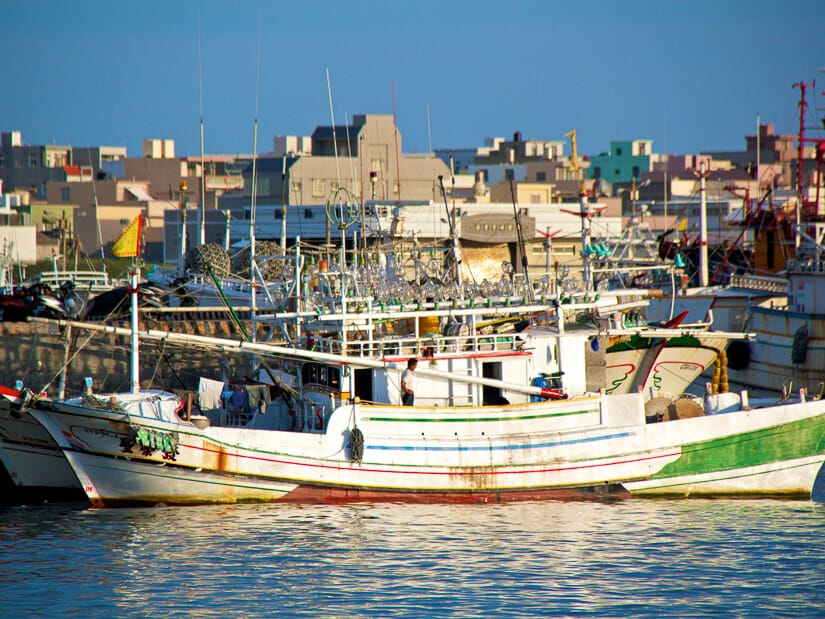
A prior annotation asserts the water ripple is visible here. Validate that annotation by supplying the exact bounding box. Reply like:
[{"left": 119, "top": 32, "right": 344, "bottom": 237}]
[{"left": 1, "top": 500, "right": 823, "bottom": 617}]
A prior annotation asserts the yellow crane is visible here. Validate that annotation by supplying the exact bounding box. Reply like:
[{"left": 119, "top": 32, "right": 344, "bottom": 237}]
[{"left": 564, "top": 129, "right": 579, "bottom": 176}]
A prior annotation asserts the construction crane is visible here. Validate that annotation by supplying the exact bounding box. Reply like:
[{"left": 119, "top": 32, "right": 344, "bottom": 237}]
[{"left": 564, "top": 129, "right": 579, "bottom": 176}]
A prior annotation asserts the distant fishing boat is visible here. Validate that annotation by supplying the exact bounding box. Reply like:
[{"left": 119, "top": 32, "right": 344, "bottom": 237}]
[{"left": 0, "top": 385, "right": 82, "bottom": 496}]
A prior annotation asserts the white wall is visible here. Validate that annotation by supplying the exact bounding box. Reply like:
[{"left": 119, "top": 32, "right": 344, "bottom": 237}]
[{"left": 0, "top": 226, "right": 37, "bottom": 263}]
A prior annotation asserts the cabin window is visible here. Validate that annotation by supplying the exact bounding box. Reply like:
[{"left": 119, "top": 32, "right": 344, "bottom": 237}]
[
  {"left": 304, "top": 208, "right": 313, "bottom": 219},
  {"left": 301, "top": 363, "right": 341, "bottom": 390}
]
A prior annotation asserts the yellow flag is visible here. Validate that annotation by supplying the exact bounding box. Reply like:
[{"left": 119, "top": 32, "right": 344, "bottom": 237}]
[{"left": 111, "top": 214, "right": 143, "bottom": 257}]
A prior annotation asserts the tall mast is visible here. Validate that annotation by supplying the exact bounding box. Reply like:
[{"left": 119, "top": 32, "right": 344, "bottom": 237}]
[
  {"left": 325, "top": 68, "right": 339, "bottom": 259},
  {"left": 198, "top": 13, "right": 207, "bottom": 246},
  {"left": 248, "top": 17, "right": 261, "bottom": 344},
  {"left": 129, "top": 265, "right": 140, "bottom": 393},
  {"left": 280, "top": 156, "right": 287, "bottom": 255},
  {"left": 794, "top": 80, "right": 813, "bottom": 252},
  {"left": 392, "top": 80, "right": 402, "bottom": 203},
  {"left": 698, "top": 161, "right": 709, "bottom": 287}
]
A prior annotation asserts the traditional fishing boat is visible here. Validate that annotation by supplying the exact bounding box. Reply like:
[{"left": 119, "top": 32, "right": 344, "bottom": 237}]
[
  {"left": 16, "top": 270, "right": 824, "bottom": 507},
  {"left": 0, "top": 384, "right": 82, "bottom": 496},
  {"left": 23, "top": 330, "right": 825, "bottom": 506}
]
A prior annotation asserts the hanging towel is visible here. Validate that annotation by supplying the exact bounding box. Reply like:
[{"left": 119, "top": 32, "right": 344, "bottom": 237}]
[{"left": 198, "top": 377, "right": 226, "bottom": 411}]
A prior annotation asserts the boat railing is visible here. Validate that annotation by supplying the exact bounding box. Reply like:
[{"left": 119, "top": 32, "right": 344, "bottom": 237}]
[
  {"left": 729, "top": 273, "right": 790, "bottom": 294},
  {"left": 35, "top": 270, "right": 113, "bottom": 291},
  {"left": 786, "top": 258, "right": 825, "bottom": 275},
  {"left": 309, "top": 330, "right": 525, "bottom": 358},
  {"left": 293, "top": 401, "right": 328, "bottom": 433}
]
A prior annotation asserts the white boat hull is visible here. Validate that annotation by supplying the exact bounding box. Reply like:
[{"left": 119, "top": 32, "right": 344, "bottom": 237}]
[
  {"left": 0, "top": 439, "right": 80, "bottom": 490},
  {"left": 63, "top": 451, "right": 296, "bottom": 506},
  {"left": 29, "top": 391, "right": 825, "bottom": 507}
]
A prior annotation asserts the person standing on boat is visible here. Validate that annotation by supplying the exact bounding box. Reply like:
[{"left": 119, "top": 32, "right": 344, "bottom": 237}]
[{"left": 401, "top": 358, "right": 417, "bottom": 405}]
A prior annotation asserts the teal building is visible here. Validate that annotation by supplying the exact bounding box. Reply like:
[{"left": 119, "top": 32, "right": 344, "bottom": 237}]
[{"left": 587, "top": 140, "right": 653, "bottom": 183}]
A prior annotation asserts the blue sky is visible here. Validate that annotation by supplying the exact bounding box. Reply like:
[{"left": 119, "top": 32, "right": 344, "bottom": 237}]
[{"left": 4, "top": 0, "right": 824, "bottom": 158}]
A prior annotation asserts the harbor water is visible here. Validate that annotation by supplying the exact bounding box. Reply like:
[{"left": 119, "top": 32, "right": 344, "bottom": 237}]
[{"left": 1, "top": 498, "right": 823, "bottom": 618}]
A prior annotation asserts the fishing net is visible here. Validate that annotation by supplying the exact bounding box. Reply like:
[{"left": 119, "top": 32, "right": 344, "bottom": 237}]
[
  {"left": 185, "top": 243, "right": 231, "bottom": 278},
  {"left": 236, "top": 240, "right": 286, "bottom": 280}
]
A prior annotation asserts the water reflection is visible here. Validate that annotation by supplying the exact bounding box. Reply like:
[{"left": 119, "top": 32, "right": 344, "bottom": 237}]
[{"left": 1, "top": 500, "right": 823, "bottom": 617}]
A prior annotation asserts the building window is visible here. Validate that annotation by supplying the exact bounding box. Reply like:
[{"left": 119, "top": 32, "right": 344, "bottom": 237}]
[
  {"left": 30, "top": 155, "right": 38, "bottom": 167},
  {"left": 530, "top": 194, "right": 541, "bottom": 204},
  {"left": 61, "top": 187, "right": 71, "bottom": 202},
  {"left": 0, "top": 154, "right": 4, "bottom": 167},
  {"left": 304, "top": 208, "right": 313, "bottom": 219},
  {"left": 504, "top": 169, "right": 514, "bottom": 181},
  {"left": 275, "top": 211, "right": 283, "bottom": 219},
  {"left": 536, "top": 172, "right": 546, "bottom": 181},
  {"left": 593, "top": 166, "right": 601, "bottom": 179},
  {"left": 632, "top": 166, "right": 640, "bottom": 179},
  {"left": 312, "top": 179, "right": 324, "bottom": 197},
  {"left": 120, "top": 219, "right": 129, "bottom": 225},
  {"left": 616, "top": 147, "right": 622, "bottom": 156}
]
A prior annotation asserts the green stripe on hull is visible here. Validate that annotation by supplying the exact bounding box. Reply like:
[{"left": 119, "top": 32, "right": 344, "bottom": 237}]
[
  {"left": 651, "top": 414, "right": 825, "bottom": 480},
  {"left": 365, "top": 408, "right": 596, "bottom": 424}
]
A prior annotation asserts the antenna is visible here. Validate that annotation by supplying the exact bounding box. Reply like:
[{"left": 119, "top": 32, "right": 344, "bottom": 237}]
[
  {"left": 344, "top": 112, "right": 357, "bottom": 194},
  {"left": 509, "top": 176, "right": 534, "bottom": 301},
  {"left": 325, "top": 68, "right": 339, "bottom": 257},
  {"left": 392, "top": 80, "right": 402, "bottom": 202},
  {"left": 426, "top": 104, "right": 433, "bottom": 154},
  {"left": 325, "top": 68, "right": 341, "bottom": 185},
  {"left": 197, "top": 12, "right": 206, "bottom": 246},
  {"left": 249, "top": 15, "right": 261, "bottom": 343},
  {"left": 86, "top": 150, "right": 107, "bottom": 276}
]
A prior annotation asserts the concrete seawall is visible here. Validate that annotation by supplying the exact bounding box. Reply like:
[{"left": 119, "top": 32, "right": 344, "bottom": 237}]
[{"left": 0, "top": 320, "right": 254, "bottom": 397}]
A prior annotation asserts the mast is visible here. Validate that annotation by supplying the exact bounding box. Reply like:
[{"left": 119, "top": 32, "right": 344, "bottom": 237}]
[
  {"left": 698, "top": 160, "right": 709, "bottom": 287},
  {"left": 793, "top": 80, "right": 814, "bottom": 252},
  {"left": 509, "top": 176, "right": 533, "bottom": 300},
  {"left": 280, "top": 156, "right": 287, "bottom": 255},
  {"left": 325, "top": 68, "right": 339, "bottom": 260},
  {"left": 579, "top": 187, "right": 593, "bottom": 292},
  {"left": 249, "top": 20, "right": 261, "bottom": 344},
  {"left": 178, "top": 181, "right": 188, "bottom": 273},
  {"left": 129, "top": 265, "right": 140, "bottom": 393},
  {"left": 198, "top": 14, "right": 207, "bottom": 246},
  {"left": 392, "top": 81, "right": 402, "bottom": 202},
  {"left": 86, "top": 151, "right": 107, "bottom": 275}
]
